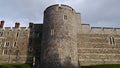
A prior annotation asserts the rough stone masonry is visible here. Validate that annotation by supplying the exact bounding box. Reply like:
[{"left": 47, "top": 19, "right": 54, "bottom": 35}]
[{"left": 1, "top": 4, "right": 120, "bottom": 68}]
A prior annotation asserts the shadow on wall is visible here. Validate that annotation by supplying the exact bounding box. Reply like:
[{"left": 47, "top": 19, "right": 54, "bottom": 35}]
[
  {"left": 25, "top": 23, "right": 34, "bottom": 66},
  {"left": 42, "top": 53, "right": 79, "bottom": 68},
  {"left": 25, "top": 23, "right": 43, "bottom": 68},
  {"left": 24, "top": 23, "right": 80, "bottom": 68}
]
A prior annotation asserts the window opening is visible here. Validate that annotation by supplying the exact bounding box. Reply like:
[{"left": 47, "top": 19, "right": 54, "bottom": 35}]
[
  {"left": 4, "top": 50, "right": 8, "bottom": 55},
  {"left": 16, "top": 32, "right": 19, "bottom": 37},
  {"left": 5, "top": 42, "right": 10, "bottom": 47},
  {"left": 51, "top": 29, "right": 54, "bottom": 36},
  {"left": 109, "top": 37, "right": 115, "bottom": 45},
  {"left": 64, "top": 15, "right": 67, "bottom": 20},
  {"left": 14, "top": 42, "right": 17, "bottom": 47},
  {"left": 0, "top": 32, "right": 3, "bottom": 37}
]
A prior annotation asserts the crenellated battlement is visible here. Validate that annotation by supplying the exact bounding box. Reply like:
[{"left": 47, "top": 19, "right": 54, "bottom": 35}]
[
  {"left": 81, "top": 24, "right": 120, "bottom": 34},
  {"left": 0, "top": 20, "right": 38, "bottom": 30}
]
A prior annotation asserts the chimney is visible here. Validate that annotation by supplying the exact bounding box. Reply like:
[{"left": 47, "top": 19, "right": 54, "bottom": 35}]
[
  {"left": 15, "top": 22, "right": 20, "bottom": 28},
  {"left": 29, "top": 22, "right": 34, "bottom": 28},
  {"left": 0, "top": 20, "right": 5, "bottom": 28}
]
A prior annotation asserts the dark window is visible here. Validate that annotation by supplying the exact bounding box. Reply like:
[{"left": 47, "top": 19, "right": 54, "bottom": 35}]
[
  {"left": 0, "top": 32, "right": 3, "bottom": 37},
  {"left": 16, "top": 32, "right": 19, "bottom": 37},
  {"left": 29, "top": 48, "right": 33, "bottom": 54},
  {"left": 14, "top": 42, "right": 17, "bottom": 47},
  {"left": 110, "top": 37, "right": 115, "bottom": 45},
  {"left": 4, "top": 50, "right": 8, "bottom": 55},
  {"left": 64, "top": 15, "right": 67, "bottom": 20},
  {"left": 7, "top": 32, "right": 10, "bottom": 36},
  {"left": 6, "top": 42, "right": 9, "bottom": 47},
  {"left": 58, "top": 6, "right": 62, "bottom": 9}
]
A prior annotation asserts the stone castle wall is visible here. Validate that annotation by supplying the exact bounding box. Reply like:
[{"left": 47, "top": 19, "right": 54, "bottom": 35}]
[
  {"left": 0, "top": 21, "right": 42, "bottom": 65},
  {"left": 78, "top": 24, "right": 120, "bottom": 66},
  {"left": 0, "top": 4, "right": 120, "bottom": 68},
  {"left": 0, "top": 26, "right": 30, "bottom": 64},
  {"left": 41, "top": 4, "right": 80, "bottom": 68}
]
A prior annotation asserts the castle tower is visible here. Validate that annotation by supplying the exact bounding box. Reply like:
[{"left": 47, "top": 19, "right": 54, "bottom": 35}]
[{"left": 41, "top": 4, "right": 81, "bottom": 68}]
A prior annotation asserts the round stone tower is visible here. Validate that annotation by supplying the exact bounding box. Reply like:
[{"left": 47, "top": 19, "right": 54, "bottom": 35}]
[{"left": 41, "top": 4, "right": 80, "bottom": 68}]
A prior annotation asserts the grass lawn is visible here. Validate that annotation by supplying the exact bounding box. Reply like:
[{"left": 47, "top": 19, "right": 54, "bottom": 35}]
[
  {"left": 1, "top": 64, "right": 120, "bottom": 68},
  {"left": 0, "top": 64, "right": 32, "bottom": 68},
  {"left": 81, "top": 64, "right": 120, "bottom": 68}
]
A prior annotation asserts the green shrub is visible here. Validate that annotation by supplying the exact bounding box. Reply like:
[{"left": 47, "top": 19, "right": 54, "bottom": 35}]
[
  {"left": 0, "top": 64, "right": 31, "bottom": 68},
  {"left": 13, "top": 64, "right": 31, "bottom": 68},
  {"left": 0, "top": 64, "right": 13, "bottom": 68}
]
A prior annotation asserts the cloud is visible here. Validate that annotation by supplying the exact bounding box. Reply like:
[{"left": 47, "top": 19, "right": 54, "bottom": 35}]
[
  {"left": 0, "top": 0, "right": 57, "bottom": 27},
  {"left": 0, "top": 0, "right": 120, "bottom": 27},
  {"left": 68, "top": 0, "right": 120, "bottom": 27}
]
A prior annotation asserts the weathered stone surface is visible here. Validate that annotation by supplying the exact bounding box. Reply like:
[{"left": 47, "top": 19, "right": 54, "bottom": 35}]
[
  {"left": 78, "top": 26, "right": 120, "bottom": 66},
  {"left": 1, "top": 4, "right": 120, "bottom": 68},
  {"left": 41, "top": 4, "right": 79, "bottom": 68}
]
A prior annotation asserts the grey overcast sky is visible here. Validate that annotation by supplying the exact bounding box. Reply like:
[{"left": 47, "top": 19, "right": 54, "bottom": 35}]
[{"left": 0, "top": 0, "right": 120, "bottom": 27}]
